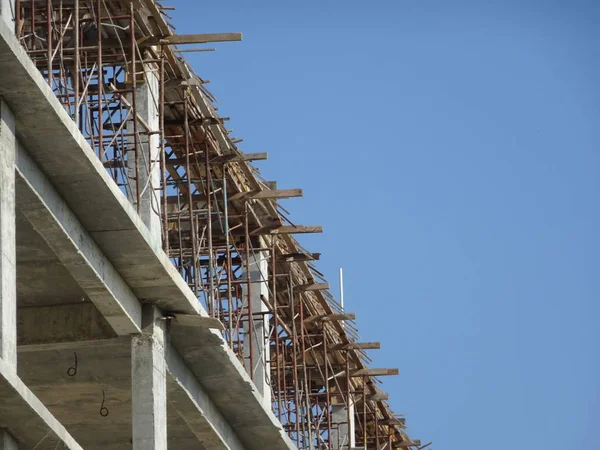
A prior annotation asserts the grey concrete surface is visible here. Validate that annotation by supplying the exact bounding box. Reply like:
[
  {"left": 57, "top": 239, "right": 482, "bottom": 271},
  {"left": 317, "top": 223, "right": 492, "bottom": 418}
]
[
  {"left": 132, "top": 306, "right": 167, "bottom": 450},
  {"left": 17, "top": 338, "right": 200, "bottom": 450},
  {"left": 0, "top": 430, "right": 18, "bottom": 450},
  {"left": 0, "top": 357, "right": 83, "bottom": 449},
  {"left": 166, "top": 341, "right": 245, "bottom": 450},
  {"left": 0, "top": 0, "right": 14, "bottom": 33},
  {"left": 331, "top": 404, "right": 355, "bottom": 450},
  {"left": 127, "top": 63, "right": 162, "bottom": 241},
  {"left": 242, "top": 245, "right": 271, "bottom": 408},
  {"left": 0, "top": 99, "right": 16, "bottom": 369},
  {"left": 18, "top": 303, "right": 115, "bottom": 345},
  {"left": 16, "top": 142, "right": 142, "bottom": 335}
]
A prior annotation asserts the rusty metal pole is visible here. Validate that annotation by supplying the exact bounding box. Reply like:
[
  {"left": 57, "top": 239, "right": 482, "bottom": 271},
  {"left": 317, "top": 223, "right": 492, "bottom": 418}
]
[
  {"left": 363, "top": 377, "right": 367, "bottom": 448},
  {"left": 290, "top": 273, "right": 300, "bottom": 447},
  {"left": 272, "top": 240, "right": 282, "bottom": 420},
  {"left": 97, "top": 0, "right": 104, "bottom": 159},
  {"left": 129, "top": 3, "right": 140, "bottom": 209},
  {"left": 73, "top": 0, "right": 79, "bottom": 125},
  {"left": 224, "top": 167, "right": 234, "bottom": 345},
  {"left": 244, "top": 201, "right": 254, "bottom": 381},
  {"left": 159, "top": 51, "right": 167, "bottom": 251},
  {"left": 324, "top": 325, "right": 332, "bottom": 448},
  {"left": 15, "top": 0, "right": 20, "bottom": 39},
  {"left": 184, "top": 97, "right": 198, "bottom": 296},
  {"left": 346, "top": 359, "right": 352, "bottom": 450},
  {"left": 46, "top": 0, "right": 52, "bottom": 86},
  {"left": 205, "top": 143, "right": 214, "bottom": 317}
]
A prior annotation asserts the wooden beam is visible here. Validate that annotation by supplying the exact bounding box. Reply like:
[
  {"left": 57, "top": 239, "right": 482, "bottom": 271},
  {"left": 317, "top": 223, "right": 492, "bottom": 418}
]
[
  {"left": 351, "top": 368, "right": 399, "bottom": 377},
  {"left": 296, "top": 282, "right": 330, "bottom": 292},
  {"left": 160, "top": 33, "right": 243, "bottom": 45},
  {"left": 369, "top": 392, "right": 389, "bottom": 401},
  {"left": 278, "top": 252, "right": 321, "bottom": 262},
  {"left": 393, "top": 440, "right": 421, "bottom": 448},
  {"left": 322, "top": 313, "right": 355, "bottom": 322},
  {"left": 252, "top": 189, "right": 302, "bottom": 200},
  {"left": 304, "top": 313, "right": 355, "bottom": 324},
  {"left": 380, "top": 418, "right": 406, "bottom": 426},
  {"left": 358, "top": 391, "right": 389, "bottom": 402},
  {"left": 331, "top": 342, "right": 381, "bottom": 351},
  {"left": 214, "top": 152, "right": 268, "bottom": 164},
  {"left": 267, "top": 226, "right": 322, "bottom": 235}
]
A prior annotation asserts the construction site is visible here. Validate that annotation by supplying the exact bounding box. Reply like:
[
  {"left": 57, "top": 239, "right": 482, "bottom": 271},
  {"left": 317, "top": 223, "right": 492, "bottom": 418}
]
[{"left": 0, "top": 1, "right": 425, "bottom": 449}]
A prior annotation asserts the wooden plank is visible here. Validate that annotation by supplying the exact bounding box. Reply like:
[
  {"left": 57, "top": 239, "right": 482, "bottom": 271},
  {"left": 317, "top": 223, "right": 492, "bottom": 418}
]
[
  {"left": 369, "top": 392, "right": 389, "bottom": 401},
  {"left": 357, "top": 391, "right": 389, "bottom": 402},
  {"left": 380, "top": 418, "right": 406, "bottom": 426},
  {"left": 393, "top": 440, "right": 421, "bottom": 448},
  {"left": 278, "top": 252, "right": 321, "bottom": 262},
  {"left": 322, "top": 313, "right": 355, "bottom": 322},
  {"left": 161, "top": 33, "right": 243, "bottom": 45},
  {"left": 304, "top": 313, "right": 355, "bottom": 324},
  {"left": 296, "top": 282, "right": 330, "bottom": 292},
  {"left": 252, "top": 189, "right": 302, "bottom": 200},
  {"left": 267, "top": 226, "right": 322, "bottom": 235},
  {"left": 351, "top": 368, "right": 399, "bottom": 377},
  {"left": 331, "top": 342, "right": 381, "bottom": 351},
  {"left": 219, "top": 152, "right": 268, "bottom": 163}
]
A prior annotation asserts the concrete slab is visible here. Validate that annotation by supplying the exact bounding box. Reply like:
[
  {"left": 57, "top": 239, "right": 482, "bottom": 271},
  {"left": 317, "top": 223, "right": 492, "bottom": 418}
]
[
  {"left": 17, "top": 338, "right": 201, "bottom": 450},
  {"left": 0, "top": 357, "right": 83, "bottom": 449}
]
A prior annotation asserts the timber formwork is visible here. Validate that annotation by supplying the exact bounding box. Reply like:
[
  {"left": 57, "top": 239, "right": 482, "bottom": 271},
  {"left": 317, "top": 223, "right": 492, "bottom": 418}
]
[{"left": 13, "top": 0, "right": 423, "bottom": 448}]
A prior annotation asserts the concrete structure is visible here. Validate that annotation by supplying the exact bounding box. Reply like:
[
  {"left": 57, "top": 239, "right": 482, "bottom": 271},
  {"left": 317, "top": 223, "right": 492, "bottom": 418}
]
[
  {"left": 0, "top": 1, "right": 421, "bottom": 449},
  {"left": 242, "top": 243, "right": 271, "bottom": 408},
  {"left": 0, "top": 12, "right": 293, "bottom": 449}
]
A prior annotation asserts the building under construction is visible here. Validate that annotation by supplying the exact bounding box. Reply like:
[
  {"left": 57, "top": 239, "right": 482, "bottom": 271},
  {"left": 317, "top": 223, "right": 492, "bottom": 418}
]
[{"left": 0, "top": 1, "right": 426, "bottom": 449}]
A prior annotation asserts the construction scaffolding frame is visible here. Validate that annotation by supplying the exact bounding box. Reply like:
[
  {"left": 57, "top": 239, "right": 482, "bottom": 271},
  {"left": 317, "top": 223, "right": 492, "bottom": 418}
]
[{"left": 14, "top": 1, "right": 424, "bottom": 448}]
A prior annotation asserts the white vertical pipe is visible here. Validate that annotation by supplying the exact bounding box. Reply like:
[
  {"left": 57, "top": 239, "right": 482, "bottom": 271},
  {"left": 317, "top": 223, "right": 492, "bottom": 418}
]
[{"left": 339, "top": 268, "right": 344, "bottom": 310}]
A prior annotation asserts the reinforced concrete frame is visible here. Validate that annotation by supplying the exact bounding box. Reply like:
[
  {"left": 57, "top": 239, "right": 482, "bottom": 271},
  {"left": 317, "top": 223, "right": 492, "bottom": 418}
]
[{"left": 0, "top": 1, "right": 425, "bottom": 449}]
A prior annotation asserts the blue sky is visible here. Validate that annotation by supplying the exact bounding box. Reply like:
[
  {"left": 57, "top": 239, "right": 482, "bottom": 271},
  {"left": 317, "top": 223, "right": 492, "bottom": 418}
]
[{"left": 171, "top": 1, "right": 600, "bottom": 448}]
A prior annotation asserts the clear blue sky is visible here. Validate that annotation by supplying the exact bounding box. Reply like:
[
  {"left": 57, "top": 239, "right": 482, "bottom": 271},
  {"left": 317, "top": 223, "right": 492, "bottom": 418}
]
[{"left": 171, "top": 1, "right": 600, "bottom": 448}]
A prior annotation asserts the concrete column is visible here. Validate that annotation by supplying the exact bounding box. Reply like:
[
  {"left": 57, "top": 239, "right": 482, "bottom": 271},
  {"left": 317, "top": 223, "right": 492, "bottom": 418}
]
[
  {"left": 0, "top": 99, "right": 16, "bottom": 370},
  {"left": 132, "top": 305, "right": 167, "bottom": 450},
  {"left": 0, "top": 0, "right": 15, "bottom": 33},
  {"left": 331, "top": 401, "right": 355, "bottom": 450},
  {"left": 241, "top": 244, "right": 271, "bottom": 408},
  {"left": 0, "top": 430, "right": 18, "bottom": 450},
  {"left": 127, "top": 60, "right": 162, "bottom": 241}
]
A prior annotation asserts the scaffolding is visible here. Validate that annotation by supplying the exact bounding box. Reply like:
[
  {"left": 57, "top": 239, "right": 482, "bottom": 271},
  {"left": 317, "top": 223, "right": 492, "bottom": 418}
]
[{"left": 15, "top": 1, "right": 424, "bottom": 448}]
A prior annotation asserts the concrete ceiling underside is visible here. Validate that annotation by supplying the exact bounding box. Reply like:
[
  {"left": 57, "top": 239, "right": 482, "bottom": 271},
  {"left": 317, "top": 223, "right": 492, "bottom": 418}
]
[
  {"left": 16, "top": 207, "right": 87, "bottom": 307},
  {"left": 18, "top": 339, "right": 207, "bottom": 450}
]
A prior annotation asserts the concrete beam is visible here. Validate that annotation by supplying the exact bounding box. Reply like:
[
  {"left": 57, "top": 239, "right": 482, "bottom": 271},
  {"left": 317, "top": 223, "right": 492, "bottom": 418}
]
[
  {"left": 0, "top": 99, "right": 16, "bottom": 369},
  {"left": 166, "top": 343, "right": 245, "bottom": 450},
  {"left": 15, "top": 142, "right": 142, "bottom": 335},
  {"left": 17, "top": 303, "right": 114, "bottom": 345},
  {"left": 132, "top": 306, "right": 167, "bottom": 450},
  {"left": 0, "top": 0, "right": 15, "bottom": 33},
  {"left": 127, "top": 61, "right": 162, "bottom": 241},
  {"left": 0, "top": 430, "right": 18, "bottom": 450}
]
